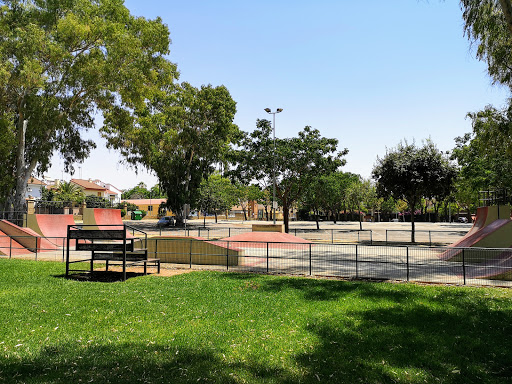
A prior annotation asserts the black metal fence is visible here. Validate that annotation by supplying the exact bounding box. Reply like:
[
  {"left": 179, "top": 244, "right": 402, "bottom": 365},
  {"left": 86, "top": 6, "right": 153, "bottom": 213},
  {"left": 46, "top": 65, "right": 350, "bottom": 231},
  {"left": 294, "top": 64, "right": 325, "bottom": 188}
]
[
  {"left": 34, "top": 201, "right": 80, "bottom": 214},
  {"left": 2, "top": 234, "right": 510, "bottom": 287},
  {"left": 384, "top": 229, "right": 468, "bottom": 246},
  {"left": 0, "top": 211, "right": 27, "bottom": 227},
  {"left": 143, "top": 238, "right": 511, "bottom": 287}
]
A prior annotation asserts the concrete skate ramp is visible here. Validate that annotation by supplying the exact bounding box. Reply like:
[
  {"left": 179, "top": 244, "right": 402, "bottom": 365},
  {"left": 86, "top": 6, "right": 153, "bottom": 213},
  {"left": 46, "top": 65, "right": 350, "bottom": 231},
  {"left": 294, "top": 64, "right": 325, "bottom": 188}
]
[
  {"left": 145, "top": 236, "right": 241, "bottom": 266},
  {"left": 0, "top": 229, "right": 31, "bottom": 256},
  {"left": 220, "top": 231, "right": 313, "bottom": 250},
  {"left": 0, "top": 220, "right": 59, "bottom": 252},
  {"left": 26, "top": 214, "right": 76, "bottom": 247},
  {"left": 83, "top": 208, "right": 123, "bottom": 230},
  {"left": 463, "top": 249, "right": 512, "bottom": 279},
  {"left": 440, "top": 205, "right": 512, "bottom": 261}
]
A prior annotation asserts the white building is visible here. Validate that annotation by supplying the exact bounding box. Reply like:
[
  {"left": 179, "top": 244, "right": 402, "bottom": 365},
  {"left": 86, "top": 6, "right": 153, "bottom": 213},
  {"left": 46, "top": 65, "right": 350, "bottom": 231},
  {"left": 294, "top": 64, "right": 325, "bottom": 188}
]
[
  {"left": 26, "top": 177, "right": 46, "bottom": 200},
  {"left": 70, "top": 179, "right": 122, "bottom": 204}
]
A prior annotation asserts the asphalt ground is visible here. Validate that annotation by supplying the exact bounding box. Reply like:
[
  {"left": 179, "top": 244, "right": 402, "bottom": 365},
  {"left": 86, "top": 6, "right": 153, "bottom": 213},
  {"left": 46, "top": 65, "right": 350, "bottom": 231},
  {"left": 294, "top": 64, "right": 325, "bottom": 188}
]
[{"left": 123, "top": 218, "right": 472, "bottom": 246}]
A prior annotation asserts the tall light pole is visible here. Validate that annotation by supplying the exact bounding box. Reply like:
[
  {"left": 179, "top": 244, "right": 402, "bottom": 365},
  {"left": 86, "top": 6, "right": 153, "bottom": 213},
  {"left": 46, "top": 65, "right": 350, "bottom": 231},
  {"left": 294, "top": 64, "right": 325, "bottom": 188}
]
[{"left": 264, "top": 108, "right": 283, "bottom": 224}]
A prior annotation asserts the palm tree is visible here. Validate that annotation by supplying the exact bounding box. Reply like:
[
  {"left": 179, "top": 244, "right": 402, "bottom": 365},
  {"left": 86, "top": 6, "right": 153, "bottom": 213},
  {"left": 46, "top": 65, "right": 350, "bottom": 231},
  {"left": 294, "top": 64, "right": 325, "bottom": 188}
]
[{"left": 54, "top": 182, "right": 85, "bottom": 207}]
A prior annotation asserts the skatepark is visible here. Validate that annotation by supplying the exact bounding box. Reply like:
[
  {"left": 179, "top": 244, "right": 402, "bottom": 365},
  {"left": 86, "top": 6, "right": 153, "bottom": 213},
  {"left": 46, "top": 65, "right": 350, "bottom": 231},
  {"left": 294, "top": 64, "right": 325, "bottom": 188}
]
[{"left": 0, "top": 205, "right": 511, "bottom": 286}]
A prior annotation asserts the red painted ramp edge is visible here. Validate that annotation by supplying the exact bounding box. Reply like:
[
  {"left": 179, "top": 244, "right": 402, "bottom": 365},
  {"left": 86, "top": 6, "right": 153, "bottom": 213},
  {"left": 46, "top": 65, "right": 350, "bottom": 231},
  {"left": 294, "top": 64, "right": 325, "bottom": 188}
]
[
  {"left": 439, "top": 219, "right": 512, "bottom": 261},
  {"left": 93, "top": 209, "right": 123, "bottom": 228},
  {"left": 220, "top": 232, "right": 313, "bottom": 250},
  {"left": 461, "top": 249, "right": 512, "bottom": 279},
  {"left": 35, "top": 214, "right": 76, "bottom": 247},
  {"left": 0, "top": 229, "right": 32, "bottom": 256},
  {"left": 0, "top": 220, "right": 59, "bottom": 252}
]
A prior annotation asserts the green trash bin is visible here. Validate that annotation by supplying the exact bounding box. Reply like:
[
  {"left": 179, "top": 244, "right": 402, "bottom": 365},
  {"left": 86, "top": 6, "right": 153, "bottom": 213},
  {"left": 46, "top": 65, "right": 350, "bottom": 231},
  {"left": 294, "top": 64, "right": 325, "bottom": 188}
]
[{"left": 131, "top": 210, "right": 144, "bottom": 220}]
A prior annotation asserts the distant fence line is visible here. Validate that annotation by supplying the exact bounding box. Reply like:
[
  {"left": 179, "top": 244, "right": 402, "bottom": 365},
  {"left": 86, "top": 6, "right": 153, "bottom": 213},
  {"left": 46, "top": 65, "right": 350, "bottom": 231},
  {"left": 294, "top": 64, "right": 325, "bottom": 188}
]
[
  {"left": 1, "top": 235, "right": 511, "bottom": 288},
  {"left": 157, "top": 227, "right": 465, "bottom": 246}
]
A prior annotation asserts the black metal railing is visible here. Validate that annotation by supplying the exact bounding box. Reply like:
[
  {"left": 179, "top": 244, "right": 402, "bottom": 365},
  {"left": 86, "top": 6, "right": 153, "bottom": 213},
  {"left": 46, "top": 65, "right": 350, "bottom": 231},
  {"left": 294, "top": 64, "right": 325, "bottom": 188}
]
[
  {"left": 144, "top": 237, "right": 511, "bottom": 287},
  {"left": 384, "top": 229, "right": 468, "bottom": 246},
  {"left": 2, "top": 233, "right": 511, "bottom": 287}
]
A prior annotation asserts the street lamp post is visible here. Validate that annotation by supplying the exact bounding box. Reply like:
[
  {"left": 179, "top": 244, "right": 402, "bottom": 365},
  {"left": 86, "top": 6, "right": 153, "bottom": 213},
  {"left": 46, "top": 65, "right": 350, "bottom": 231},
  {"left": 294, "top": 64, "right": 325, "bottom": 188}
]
[{"left": 264, "top": 108, "right": 283, "bottom": 225}]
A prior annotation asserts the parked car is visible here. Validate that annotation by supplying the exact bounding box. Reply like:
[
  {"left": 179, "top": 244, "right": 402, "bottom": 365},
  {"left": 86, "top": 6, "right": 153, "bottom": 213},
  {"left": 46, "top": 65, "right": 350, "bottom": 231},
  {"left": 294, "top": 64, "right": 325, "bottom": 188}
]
[
  {"left": 157, "top": 216, "right": 175, "bottom": 227},
  {"left": 457, "top": 217, "right": 468, "bottom": 223}
]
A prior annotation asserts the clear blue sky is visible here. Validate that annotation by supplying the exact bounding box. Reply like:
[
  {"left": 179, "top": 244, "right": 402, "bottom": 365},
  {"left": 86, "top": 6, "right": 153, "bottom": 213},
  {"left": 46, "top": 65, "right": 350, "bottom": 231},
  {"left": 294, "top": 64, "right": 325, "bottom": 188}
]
[{"left": 48, "top": 0, "right": 510, "bottom": 190}]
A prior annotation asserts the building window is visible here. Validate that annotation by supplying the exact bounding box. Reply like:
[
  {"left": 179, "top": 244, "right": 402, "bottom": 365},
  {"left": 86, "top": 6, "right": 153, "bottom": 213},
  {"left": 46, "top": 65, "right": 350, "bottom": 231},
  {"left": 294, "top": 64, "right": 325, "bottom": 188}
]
[
  {"left": 148, "top": 205, "right": 153, "bottom": 212},
  {"left": 97, "top": 192, "right": 101, "bottom": 197}
]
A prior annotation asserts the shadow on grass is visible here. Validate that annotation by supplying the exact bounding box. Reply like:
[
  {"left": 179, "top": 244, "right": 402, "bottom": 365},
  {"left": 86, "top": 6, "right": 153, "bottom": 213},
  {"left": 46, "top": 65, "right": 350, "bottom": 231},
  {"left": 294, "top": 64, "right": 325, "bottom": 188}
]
[
  {"left": 55, "top": 271, "right": 148, "bottom": 283},
  {"left": 293, "top": 300, "right": 512, "bottom": 383},
  {"left": 221, "top": 272, "right": 410, "bottom": 302},
  {"left": 2, "top": 342, "right": 289, "bottom": 384},
  {"left": 221, "top": 273, "right": 512, "bottom": 383}
]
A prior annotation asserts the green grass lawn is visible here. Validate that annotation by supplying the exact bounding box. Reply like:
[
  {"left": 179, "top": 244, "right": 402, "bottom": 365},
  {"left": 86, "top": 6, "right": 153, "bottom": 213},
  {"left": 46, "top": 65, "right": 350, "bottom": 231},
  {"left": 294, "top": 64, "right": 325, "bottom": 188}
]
[{"left": 1, "top": 260, "right": 512, "bottom": 384}]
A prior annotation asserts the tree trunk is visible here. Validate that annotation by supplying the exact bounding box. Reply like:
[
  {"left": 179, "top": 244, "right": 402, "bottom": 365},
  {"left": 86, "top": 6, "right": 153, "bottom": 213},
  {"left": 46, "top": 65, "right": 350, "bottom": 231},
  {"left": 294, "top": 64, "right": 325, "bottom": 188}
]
[
  {"left": 13, "top": 120, "right": 35, "bottom": 224},
  {"left": 242, "top": 207, "right": 247, "bottom": 221},
  {"left": 315, "top": 210, "right": 320, "bottom": 230},
  {"left": 214, "top": 212, "right": 218, "bottom": 223},
  {"left": 409, "top": 200, "right": 417, "bottom": 243},
  {"left": 283, "top": 202, "right": 290, "bottom": 233},
  {"left": 411, "top": 214, "right": 415, "bottom": 243},
  {"left": 358, "top": 204, "right": 363, "bottom": 231}
]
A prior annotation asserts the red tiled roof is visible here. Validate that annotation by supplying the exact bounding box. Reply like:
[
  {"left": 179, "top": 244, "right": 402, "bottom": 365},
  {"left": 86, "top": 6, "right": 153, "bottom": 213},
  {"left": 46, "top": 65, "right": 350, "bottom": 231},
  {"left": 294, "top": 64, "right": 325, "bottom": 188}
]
[
  {"left": 28, "top": 177, "right": 45, "bottom": 185},
  {"left": 70, "top": 179, "right": 107, "bottom": 191}
]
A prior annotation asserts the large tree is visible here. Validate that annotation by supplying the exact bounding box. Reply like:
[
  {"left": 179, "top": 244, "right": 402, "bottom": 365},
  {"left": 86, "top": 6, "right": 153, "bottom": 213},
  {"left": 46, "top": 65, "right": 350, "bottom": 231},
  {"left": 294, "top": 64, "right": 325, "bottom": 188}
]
[
  {"left": 229, "top": 119, "right": 347, "bottom": 233},
  {"left": 461, "top": 0, "right": 512, "bottom": 88},
  {"left": 197, "top": 173, "right": 237, "bottom": 223},
  {"left": 300, "top": 171, "right": 358, "bottom": 227},
  {"left": 0, "top": 0, "right": 175, "bottom": 218},
  {"left": 102, "top": 82, "right": 238, "bottom": 225},
  {"left": 452, "top": 110, "right": 512, "bottom": 206},
  {"left": 372, "top": 140, "right": 456, "bottom": 242}
]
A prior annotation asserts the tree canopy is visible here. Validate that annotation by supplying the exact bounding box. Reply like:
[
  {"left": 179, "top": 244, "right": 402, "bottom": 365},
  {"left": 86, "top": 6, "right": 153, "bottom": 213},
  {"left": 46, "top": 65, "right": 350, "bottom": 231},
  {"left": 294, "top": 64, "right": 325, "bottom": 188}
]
[
  {"left": 102, "top": 82, "right": 238, "bottom": 225},
  {"left": 0, "top": 0, "right": 176, "bottom": 217},
  {"left": 197, "top": 173, "right": 238, "bottom": 223},
  {"left": 461, "top": 0, "right": 512, "bottom": 88},
  {"left": 373, "top": 140, "right": 456, "bottom": 242},
  {"left": 229, "top": 119, "right": 347, "bottom": 232}
]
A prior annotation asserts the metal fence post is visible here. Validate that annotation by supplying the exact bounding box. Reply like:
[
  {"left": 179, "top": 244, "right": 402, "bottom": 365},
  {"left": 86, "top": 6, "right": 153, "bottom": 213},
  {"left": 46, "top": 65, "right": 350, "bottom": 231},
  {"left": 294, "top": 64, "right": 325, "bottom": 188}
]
[
  {"left": 226, "top": 241, "right": 230, "bottom": 271},
  {"left": 266, "top": 242, "right": 269, "bottom": 273},
  {"left": 35, "top": 237, "right": 38, "bottom": 261},
  {"left": 309, "top": 243, "right": 312, "bottom": 275},
  {"left": 386, "top": 230, "right": 388, "bottom": 245},
  {"left": 189, "top": 239, "right": 193, "bottom": 269},
  {"left": 331, "top": 229, "right": 334, "bottom": 244},
  {"left": 9, "top": 236, "right": 12, "bottom": 259},
  {"left": 370, "top": 230, "right": 373, "bottom": 245},
  {"left": 462, "top": 248, "right": 466, "bottom": 285},
  {"left": 406, "top": 246, "right": 410, "bottom": 281},
  {"left": 355, "top": 244, "right": 359, "bottom": 279},
  {"left": 358, "top": 231, "right": 360, "bottom": 242},
  {"left": 62, "top": 238, "right": 65, "bottom": 262},
  {"left": 429, "top": 231, "right": 432, "bottom": 247},
  {"left": 155, "top": 238, "right": 159, "bottom": 259}
]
